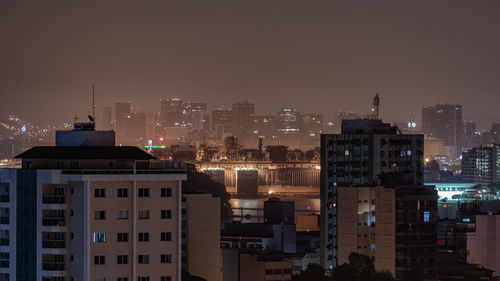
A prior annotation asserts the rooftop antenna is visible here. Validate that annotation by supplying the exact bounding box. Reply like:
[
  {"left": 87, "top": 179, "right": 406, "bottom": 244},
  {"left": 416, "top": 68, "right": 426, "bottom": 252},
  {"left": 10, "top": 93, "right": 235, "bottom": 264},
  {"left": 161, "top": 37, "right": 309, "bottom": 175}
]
[{"left": 88, "top": 84, "right": 96, "bottom": 124}]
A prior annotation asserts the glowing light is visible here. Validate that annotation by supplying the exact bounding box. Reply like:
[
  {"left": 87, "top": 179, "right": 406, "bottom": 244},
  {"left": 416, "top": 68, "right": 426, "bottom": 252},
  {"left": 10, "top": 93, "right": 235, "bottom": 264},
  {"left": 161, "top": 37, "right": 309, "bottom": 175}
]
[
  {"left": 143, "top": 145, "right": 167, "bottom": 149},
  {"left": 21, "top": 125, "right": 26, "bottom": 132},
  {"left": 315, "top": 165, "right": 321, "bottom": 170},
  {"left": 268, "top": 190, "right": 274, "bottom": 195}
]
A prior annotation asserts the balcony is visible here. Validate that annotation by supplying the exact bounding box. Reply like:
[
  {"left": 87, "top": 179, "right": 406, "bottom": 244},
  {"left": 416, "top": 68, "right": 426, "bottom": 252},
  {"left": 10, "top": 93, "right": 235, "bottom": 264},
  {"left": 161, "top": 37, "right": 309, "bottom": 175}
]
[
  {"left": 42, "top": 262, "right": 65, "bottom": 271},
  {"left": 42, "top": 240, "right": 66, "bottom": 249},
  {"left": 42, "top": 196, "right": 65, "bottom": 204},
  {"left": 42, "top": 218, "right": 65, "bottom": 227}
]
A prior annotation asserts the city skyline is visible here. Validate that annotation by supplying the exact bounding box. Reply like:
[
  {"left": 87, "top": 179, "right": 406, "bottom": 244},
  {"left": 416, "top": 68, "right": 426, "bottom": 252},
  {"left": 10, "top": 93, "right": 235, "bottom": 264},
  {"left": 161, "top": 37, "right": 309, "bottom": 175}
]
[{"left": 2, "top": 1, "right": 500, "bottom": 128}]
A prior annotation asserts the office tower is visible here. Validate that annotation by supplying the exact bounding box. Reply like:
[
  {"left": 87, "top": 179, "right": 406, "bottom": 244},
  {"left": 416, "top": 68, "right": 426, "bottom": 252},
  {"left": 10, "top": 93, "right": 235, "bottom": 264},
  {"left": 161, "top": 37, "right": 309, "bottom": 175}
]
[
  {"left": 231, "top": 100, "right": 255, "bottom": 139},
  {"left": 276, "top": 107, "right": 300, "bottom": 135},
  {"left": 300, "top": 114, "right": 324, "bottom": 138},
  {"left": 115, "top": 102, "right": 131, "bottom": 140},
  {"left": 421, "top": 104, "right": 463, "bottom": 155},
  {"left": 212, "top": 108, "right": 233, "bottom": 139},
  {"left": 102, "top": 106, "right": 112, "bottom": 130},
  {"left": 183, "top": 102, "right": 207, "bottom": 130},
  {"left": 461, "top": 144, "right": 500, "bottom": 186},
  {"left": 160, "top": 98, "right": 184, "bottom": 127},
  {"left": 181, "top": 193, "right": 221, "bottom": 281},
  {"left": 320, "top": 119, "right": 424, "bottom": 270},
  {"left": 0, "top": 119, "right": 186, "bottom": 281}
]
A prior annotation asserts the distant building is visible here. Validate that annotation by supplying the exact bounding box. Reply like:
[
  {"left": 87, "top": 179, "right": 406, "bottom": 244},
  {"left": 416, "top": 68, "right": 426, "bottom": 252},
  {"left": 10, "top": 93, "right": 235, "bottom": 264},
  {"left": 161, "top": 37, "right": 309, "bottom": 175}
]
[
  {"left": 462, "top": 144, "right": 500, "bottom": 186},
  {"left": 232, "top": 101, "right": 255, "bottom": 140},
  {"left": 182, "top": 193, "right": 221, "bottom": 281},
  {"left": 212, "top": 108, "right": 233, "bottom": 139},
  {"left": 160, "top": 98, "right": 184, "bottom": 127},
  {"left": 102, "top": 106, "right": 112, "bottom": 130},
  {"left": 115, "top": 101, "right": 131, "bottom": 141},
  {"left": 0, "top": 121, "right": 186, "bottom": 281},
  {"left": 421, "top": 104, "right": 463, "bottom": 156}
]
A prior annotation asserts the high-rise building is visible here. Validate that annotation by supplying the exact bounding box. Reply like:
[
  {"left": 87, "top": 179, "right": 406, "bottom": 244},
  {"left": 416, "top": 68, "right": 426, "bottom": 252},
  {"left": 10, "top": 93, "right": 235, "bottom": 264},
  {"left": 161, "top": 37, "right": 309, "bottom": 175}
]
[
  {"left": 320, "top": 119, "right": 424, "bottom": 270},
  {"left": 0, "top": 120, "right": 186, "bottom": 281},
  {"left": 467, "top": 214, "right": 500, "bottom": 276},
  {"left": 102, "top": 106, "right": 112, "bottom": 131},
  {"left": 160, "top": 98, "right": 184, "bottom": 127},
  {"left": 115, "top": 102, "right": 131, "bottom": 140},
  {"left": 421, "top": 104, "right": 463, "bottom": 155},
  {"left": 276, "top": 107, "right": 300, "bottom": 136},
  {"left": 232, "top": 101, "right": 255, "bottom": 139},
  {"left": 212, "top": 108, "right": 233, "bottom": 139},
  {"left": 461, "top": 144, "right": 500, "bottom": 186},
  {"left": 183, "top": 102, "right": 207, "bottom": 130}
]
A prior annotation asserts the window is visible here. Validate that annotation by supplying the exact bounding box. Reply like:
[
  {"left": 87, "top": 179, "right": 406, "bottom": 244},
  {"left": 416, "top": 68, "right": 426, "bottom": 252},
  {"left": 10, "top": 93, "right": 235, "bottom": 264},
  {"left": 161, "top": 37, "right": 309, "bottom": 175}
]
[
  {"left": 424, "top": 211, "right": 430, "bottom": 222},
  {"left": 0, "top": 252, "right": 8, "bottom": 268},
  {"left": 117, "top": 233, "right": 128, "bottom": 242},
  {"left": 138, "top": 188, "right": 149, "bottom": 197},
  {"left": 160, "top": 277, "right": 171, "bottom": 281},
  {"left": 138, "top": 255, "right": 149, "bottom": 264},
  {"left": 94, "top": 211, "right": 105, "bottom": 220},
  {"left": 117, "top": 210, "right": 128, "bottom": 220},
  {"left": 117, "top": 188, "right": 128, "bottom": 198},
  {"left": 138, "top": 232, "right": 149, "bottom": 242},
  {"left": 117, "top": 278, "right": 128, "bottom": 281},
  {"left": 138, "top": 210, "right": 150, "bottom": 220},
  {"left": 371, "top": 244, "right": 376, "bottom": 251},
  {"left": 161, "top": 232, "right": 171, "bottom": 241},
  {"left": 94, "top": 255, "right": 105, "bottom": 265},
  {"left": 161, "top": 188, "right": 172, "bottom": 197},
  {"left": 137, "top": 277, "right": 149, "bottom": 281},
  {"left": 93, "top": 232, "right": 106, "bottom": 243},
  {"left": 94, "top": 188, "right": 105, "bottom": 198},
  {"left": 161, "top": 210, "right": 172, "bottom": 219},
  {"left": 117, "top": 255, "right": 128, "bottom": 264},
  {"left": 160, "top": 254, "right": 171, "bottom": 264}
]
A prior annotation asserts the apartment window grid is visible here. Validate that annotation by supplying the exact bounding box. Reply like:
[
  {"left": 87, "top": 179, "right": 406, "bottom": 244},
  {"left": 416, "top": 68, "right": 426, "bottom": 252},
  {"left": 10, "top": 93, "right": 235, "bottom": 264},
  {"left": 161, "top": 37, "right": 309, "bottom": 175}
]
[
  {"left": 117, "top": 255, "right": 128, "bottom": 264},
  {"left": 160, "top": 232, "right": 172, "bottom": 241},
  {"left": 117, "top": 188, "right": 128, "bottom": 198},
  {"left": 161, "top": 188, "right": 172, "bottom": 197},
  {"left": 94, "top": 188, "right": 105, "bottom": 198},
  {"left": 138, "top": 232, "right": 149, "bottom": 242},
  {"left": 94, "top": 211, "right": 106, "bottom": 220},
  {"left": 160, "top": 254, "right": 172, "bottom": 264},
  {"left": 138, "top": 210, "right": 150, "bottom": 220},
  {"left": 94, "top": 255, "right": 105, "bottom": 265},
  {"left": 161, "top": 210, "right": 172, "bottom": 219},
  {"left": 117, "top": 232, "right": 128, "bottom": 242},
  {"left": 117, "top": 210, "right": 129, "bottom": 220},
  {"left": 138, "top": 188, "right": 149, "bottom": 197},
  {"left": 138, "top": 255, "right": 149, "bottom": 264}
]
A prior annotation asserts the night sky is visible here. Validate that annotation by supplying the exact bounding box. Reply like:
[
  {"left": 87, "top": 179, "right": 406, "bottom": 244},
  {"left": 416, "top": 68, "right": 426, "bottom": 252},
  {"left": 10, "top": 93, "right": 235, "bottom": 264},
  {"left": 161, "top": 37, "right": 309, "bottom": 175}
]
[{"left": 1, "top": 1, "right": 500, "bottom": 128}]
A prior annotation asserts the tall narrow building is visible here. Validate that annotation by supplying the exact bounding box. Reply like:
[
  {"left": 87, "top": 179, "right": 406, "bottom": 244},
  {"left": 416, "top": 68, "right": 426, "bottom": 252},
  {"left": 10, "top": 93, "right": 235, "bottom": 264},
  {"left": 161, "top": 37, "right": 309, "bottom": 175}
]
[
  {"left": 231, "top": 100, "right": 255, "bottom": 140},
  {"left": 320, "top": 119, "right": 424, "bottom": 270},
  {"left": 0, "top": 120, "right": 186, "bottom": 281},
  {"left": 421, "top": 104, "right": 463, "bottom": 155}
]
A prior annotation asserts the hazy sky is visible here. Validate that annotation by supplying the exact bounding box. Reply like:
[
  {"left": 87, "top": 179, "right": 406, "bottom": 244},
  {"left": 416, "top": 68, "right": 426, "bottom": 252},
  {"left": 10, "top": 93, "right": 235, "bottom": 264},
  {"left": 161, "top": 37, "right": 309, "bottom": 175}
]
[{"left": 1, "top": 1, "right": 500, "bottom": 129}]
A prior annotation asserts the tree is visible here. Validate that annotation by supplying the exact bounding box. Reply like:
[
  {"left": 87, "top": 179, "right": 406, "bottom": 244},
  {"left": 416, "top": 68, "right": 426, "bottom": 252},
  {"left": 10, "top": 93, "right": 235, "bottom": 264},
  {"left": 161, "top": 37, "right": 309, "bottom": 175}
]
[
  {"left": 330, "top": 253, "right": 395, "bottom": 281},
  {"left": 291, "top": 263, "right": 328, "bottom": 281}
]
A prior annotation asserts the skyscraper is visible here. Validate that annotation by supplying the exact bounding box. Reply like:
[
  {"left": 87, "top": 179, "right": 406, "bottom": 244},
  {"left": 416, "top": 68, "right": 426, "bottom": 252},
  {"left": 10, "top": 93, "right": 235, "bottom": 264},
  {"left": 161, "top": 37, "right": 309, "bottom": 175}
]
[
  {"left": 421, "top": 104, "right": 463, "bottom": 155},
  {"left": 115, "top": 101, "right": 131, "bottom": 141},
  {"left": 320, "top": 119, "right": 424, "bottom": 269},
  {"left": 212, "top": 107, "right": 233, "bottom": 139},
  {"left": 102, "top": 106, "right": 112, "bottom": 131},
  {"left": 160, "top": 98, "right": 184, "bottom": 127},
  {"left": 231, "top": 100, "right": 255, "bottom": 139}
]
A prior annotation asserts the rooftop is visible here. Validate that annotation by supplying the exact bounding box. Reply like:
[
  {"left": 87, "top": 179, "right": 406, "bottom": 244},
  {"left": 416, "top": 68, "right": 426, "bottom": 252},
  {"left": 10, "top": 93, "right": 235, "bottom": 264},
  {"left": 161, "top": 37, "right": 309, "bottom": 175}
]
[{"left": 16, "top": 146, "right": 156, "bottom": 160}]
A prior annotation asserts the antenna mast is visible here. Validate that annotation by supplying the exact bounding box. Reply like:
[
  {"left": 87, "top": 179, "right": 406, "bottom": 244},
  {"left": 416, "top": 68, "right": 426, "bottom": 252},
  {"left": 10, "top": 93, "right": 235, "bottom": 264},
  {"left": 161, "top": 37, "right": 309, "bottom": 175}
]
[{"left": 92, "top": 84, "right": 96, "bottom": 119}]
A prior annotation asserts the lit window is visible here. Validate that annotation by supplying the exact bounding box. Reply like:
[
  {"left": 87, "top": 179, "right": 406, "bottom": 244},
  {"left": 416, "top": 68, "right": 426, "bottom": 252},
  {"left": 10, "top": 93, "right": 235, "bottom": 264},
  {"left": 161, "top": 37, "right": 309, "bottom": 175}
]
[
  {"left": 93, "top": 232, "right": 106, "bottom": 243},
  {"left": 370, "top": 244, "right": 376, "bottom": 251},
  {"left": 424, "top": 211, "right": 430, "bottom": 222}
]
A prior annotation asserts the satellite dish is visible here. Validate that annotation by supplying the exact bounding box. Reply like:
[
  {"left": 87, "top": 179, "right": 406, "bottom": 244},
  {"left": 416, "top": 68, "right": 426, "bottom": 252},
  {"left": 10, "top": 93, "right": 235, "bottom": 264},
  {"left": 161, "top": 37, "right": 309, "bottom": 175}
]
[{"left": 88, "top": 115, "right": 95, "bottom": 122}]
